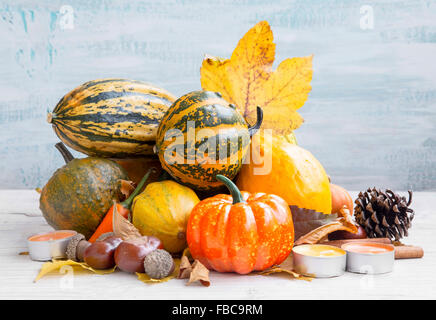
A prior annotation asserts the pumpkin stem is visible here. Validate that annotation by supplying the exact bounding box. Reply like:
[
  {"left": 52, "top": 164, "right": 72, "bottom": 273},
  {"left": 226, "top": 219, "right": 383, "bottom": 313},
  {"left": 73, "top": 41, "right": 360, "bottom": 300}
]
[
  {"left": 248, "top": 106, "right": 263, "bottom": 137},
  {"left": 216, "top": 174, "right": 244, "bottom": 204},
  {"left": 55, "top": 142, "right": 74, "bottom": 163},
  {"left": 121, "top": 167, "right": 156, "bottom": 209}
]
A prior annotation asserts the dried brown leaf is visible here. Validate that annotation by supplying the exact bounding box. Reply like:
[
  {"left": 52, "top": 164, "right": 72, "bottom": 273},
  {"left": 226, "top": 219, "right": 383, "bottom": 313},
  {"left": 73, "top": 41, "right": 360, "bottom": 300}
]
[
  {"left": 178, "top": 255, "right": 192, "bottom": 279},
  {"left": 258, "top": 255, "right": 312, "bottom": 281},
  {"left": 182, "top": 247, "right": 194, "bottom": 261},
  {"left": 112, "top": 201, "right": 142, "bottom": 240},
  {"left": 259, "top": 267, "right": 313, "bottom": 281},
  {"left": 295, "top": 206, "right": 358, "bottom": 245},
  {"left": 119, "top": 179, "right": 136, "bottom": 201},
  {"left": 187, "top": 260, "right": 210, "bottom": 287},
  {"left": 290, "top": 205, "right": 338, "bottom": 240},
  {"left": 337, "top": 205, "right": 352, "bottom": 219}
]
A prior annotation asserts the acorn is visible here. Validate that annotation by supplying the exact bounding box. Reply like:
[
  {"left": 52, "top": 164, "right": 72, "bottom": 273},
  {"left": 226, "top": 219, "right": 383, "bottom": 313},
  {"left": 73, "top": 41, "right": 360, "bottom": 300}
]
[
  {"left": 66, "top": 233, "right": 90, "bottom": 262},
  {"left": 143, "top": 249, "right": 175, "bottom": 279}
]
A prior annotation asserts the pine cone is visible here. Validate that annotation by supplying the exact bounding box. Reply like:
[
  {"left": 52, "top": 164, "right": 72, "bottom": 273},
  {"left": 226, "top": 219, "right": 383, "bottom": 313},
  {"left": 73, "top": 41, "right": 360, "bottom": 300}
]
[{"left": 354, "top": 188, "right": 414, "bottom": 241}]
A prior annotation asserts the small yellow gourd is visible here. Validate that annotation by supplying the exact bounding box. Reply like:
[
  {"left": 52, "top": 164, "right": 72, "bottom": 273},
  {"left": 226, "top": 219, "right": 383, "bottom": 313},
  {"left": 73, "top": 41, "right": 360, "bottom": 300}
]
[{"left": 132, "top": 180, "right": 200, "bottom": 253}]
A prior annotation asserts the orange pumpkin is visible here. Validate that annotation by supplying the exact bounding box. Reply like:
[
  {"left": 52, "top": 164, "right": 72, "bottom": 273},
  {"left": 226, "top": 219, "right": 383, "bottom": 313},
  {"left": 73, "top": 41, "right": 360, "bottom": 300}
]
[
  {"left": 186, "top": 175, "right": 294, "bottom": 274},
  {"left": 330, "top": 183, "right": 354, "bottom": 214}
]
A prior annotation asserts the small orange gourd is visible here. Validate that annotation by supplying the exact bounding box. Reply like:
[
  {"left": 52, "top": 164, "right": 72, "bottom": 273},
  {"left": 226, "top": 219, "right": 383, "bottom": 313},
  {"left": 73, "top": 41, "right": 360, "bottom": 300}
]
[
  {"left": 186, "top": 175, "right": 294, "bottom": 275},
  {"left": 330, "top": 183, "right": 354, "bottom": 214},
  {"left": 88, "top": 168, "right": 155, "bottom": 243}
]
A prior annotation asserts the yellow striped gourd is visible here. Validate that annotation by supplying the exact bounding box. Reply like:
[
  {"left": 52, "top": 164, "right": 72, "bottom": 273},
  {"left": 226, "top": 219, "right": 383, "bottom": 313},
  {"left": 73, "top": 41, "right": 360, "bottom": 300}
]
[
  {"left": 155, "top": 90, "right": 263, "bottom": 191},
  {"left": 48, "top": 78, "right": 176, "bottom": 157}
]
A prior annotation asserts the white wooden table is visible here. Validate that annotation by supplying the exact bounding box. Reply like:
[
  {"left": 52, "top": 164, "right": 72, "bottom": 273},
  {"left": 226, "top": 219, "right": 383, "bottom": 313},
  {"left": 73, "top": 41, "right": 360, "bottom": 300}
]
[{"left": 0, "top": 190, "right": 435, "bottom": 300}]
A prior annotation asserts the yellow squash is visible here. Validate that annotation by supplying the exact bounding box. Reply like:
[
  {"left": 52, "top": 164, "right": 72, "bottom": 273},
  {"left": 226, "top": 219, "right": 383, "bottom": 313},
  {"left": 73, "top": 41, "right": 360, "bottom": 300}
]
[
  {"left": 132, "top": 180, "right": 200, "bottom": 253},
  {"left": 236, "top": 132, "right": 332, "bottom": 214}
]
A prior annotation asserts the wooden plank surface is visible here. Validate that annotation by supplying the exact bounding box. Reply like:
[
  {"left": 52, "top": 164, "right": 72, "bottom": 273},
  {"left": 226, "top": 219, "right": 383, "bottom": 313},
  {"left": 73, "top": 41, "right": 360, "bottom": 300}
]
[{"left": 0, "top": 190, "right": 434, "bottom": 300}]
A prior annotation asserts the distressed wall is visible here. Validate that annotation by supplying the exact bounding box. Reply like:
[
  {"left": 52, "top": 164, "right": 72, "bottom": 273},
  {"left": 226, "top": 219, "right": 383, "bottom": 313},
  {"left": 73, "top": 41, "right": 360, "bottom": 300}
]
[{"left": 0, "top": 0, "right": 435, "bottom": 190}]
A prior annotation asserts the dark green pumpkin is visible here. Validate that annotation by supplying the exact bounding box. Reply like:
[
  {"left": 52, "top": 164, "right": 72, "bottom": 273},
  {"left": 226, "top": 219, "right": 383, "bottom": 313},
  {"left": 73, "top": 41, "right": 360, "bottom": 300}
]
[
  {"left": 39, "top": 143, "right": 128, "bottom": 239},
  {"left": 155, "top": 90, "right": 262, "bottom": 191}
]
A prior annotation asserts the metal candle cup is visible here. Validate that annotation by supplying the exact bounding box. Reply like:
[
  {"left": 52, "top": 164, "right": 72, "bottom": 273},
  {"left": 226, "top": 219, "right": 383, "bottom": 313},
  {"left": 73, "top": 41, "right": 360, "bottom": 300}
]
[
  {"left": 292, "top": 244, "right": 346, "bottom": 278},
  {"left": 342, "top": 242, "right": 394, "bottom": 274},
  {"left": 27, "top": 230, "right": 77, "bottom": 261}
]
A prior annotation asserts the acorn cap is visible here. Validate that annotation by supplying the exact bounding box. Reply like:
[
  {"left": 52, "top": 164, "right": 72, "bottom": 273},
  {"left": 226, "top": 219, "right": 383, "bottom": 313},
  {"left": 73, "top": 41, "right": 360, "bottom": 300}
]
[
  {"left": 143, "top": 249, "right": 175, "bottom": 279},
  {"left": 66, "top": 233, "right": 90, "bottom": 262}
]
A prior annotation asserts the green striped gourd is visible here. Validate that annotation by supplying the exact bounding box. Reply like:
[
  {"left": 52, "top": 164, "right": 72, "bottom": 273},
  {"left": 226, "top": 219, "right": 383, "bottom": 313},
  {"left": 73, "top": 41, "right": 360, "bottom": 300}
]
[
  {"left": 155, "top": 90, "right": 263, "bottom": 191},
  {"left": 47, "top": 79, "right": 176, "bottom": 157}
]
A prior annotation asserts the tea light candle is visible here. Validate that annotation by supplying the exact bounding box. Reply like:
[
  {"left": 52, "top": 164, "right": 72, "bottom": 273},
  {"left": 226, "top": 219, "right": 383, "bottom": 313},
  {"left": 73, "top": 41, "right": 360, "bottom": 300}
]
[
  {"left": 27, "top": 230, "right": 77, "bottom": 261},
  {"left": 292, "top": 244, "right": 346, "bottom": 278},
  {"left": 342, "top": 242, "right": 394, "bottom": 274}
]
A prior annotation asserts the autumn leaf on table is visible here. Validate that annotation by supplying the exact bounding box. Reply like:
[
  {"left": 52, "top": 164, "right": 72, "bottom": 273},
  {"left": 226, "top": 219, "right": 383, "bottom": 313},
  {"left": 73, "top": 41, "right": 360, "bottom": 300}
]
[
  {"left": 177, "top": 256, "right": 210, "bottom": 287},
  {"left": 200, "top": 21, "right": 313, "bottom": 134},
  {"left": 258, "top": 255, "right": 312, "bottom": 281},
  {"left": 34, "top": 260, "right": 116, "bottom": 282},
  {"left": 177, "top": 256, "right": 192, "bottom": 279},
  {"left": 112, "top": 200, "right": 142, "bottom": 240},
  {"left": 187, "top": 260, "right": 210, "bottom": 287},
  {"left": 290, "top": 206, "right": 339, "bottom": 240},
  {"left": 295, "top": 207, "right": 358, "bottom": 245}
]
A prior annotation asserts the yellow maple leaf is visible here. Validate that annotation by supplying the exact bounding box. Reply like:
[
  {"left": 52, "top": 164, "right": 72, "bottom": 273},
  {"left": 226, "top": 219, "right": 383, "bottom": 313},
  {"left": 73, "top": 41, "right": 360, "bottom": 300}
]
[
  {"left": 258, "top": 255, "right": 312, "bottom": 281},
  {"left": 34, "top": 260, "right": 116, "bottom": 282},
  {"left": 200, "top": 21, "right": 313, "bottom": 134}
]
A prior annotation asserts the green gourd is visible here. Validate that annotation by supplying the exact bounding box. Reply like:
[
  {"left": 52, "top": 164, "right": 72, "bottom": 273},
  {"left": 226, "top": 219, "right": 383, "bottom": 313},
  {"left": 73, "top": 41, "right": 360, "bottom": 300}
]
[{"left": 39, "top": 143, "right": 129, "bottom": 239}]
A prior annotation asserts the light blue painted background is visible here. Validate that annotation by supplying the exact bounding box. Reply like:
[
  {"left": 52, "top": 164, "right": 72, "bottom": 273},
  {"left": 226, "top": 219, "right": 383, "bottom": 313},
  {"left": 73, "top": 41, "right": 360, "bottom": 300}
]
[{"left": 0, "top": 0, "right": 435, "bottom": 190}]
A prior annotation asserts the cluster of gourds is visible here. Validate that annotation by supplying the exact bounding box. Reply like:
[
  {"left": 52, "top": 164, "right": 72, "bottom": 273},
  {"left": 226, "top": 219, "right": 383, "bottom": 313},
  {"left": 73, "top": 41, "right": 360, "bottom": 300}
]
[{"left": 40, "top": 79, "right": 353, "bottom": 274}]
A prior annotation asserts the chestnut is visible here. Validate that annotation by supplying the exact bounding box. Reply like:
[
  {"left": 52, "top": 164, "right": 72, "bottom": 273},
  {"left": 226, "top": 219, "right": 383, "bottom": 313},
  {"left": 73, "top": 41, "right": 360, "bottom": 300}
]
[
  {"left": 102, "top": 235, "right": 123, "bottom": 249},
  {"left": 114, "top": 236, "right": 163, "bottom": 273},
  {"left": 328, "top": 225, "right": 367, "bottom": 241},
  {"left": 83, "top": 236, "right": 122, "bottom": 269}
]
